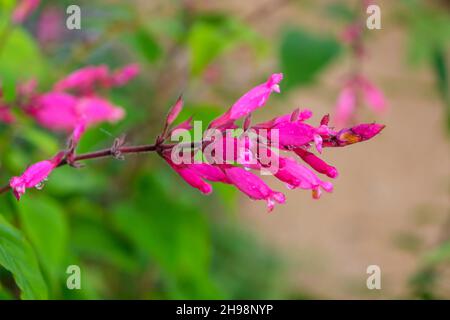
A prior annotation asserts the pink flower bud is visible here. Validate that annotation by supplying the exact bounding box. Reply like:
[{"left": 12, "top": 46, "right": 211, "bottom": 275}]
[
  {"left": 166, "top": 96, "right": 183, "bottom": 126},
  {"left": 9, "top": 152, "right": 63, "bottom": 200}
]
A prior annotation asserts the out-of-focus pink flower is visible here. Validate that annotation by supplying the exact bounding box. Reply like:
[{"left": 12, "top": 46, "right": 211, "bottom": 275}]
[
  {"left": 9, "top": 152, "right": 63, "bottom": 200},
  {"left": 28, "top": 93, "right": 125, "bottom": 131},
  {"left": 12, "top": 0, "right": 40, "bottom": 24},
  {"left": 334, "top": 86, "right": 356, "bottom": 128},
  {"left": 111, "top": 64, "right": 140, "bottom": 87},
  {"left": 29, "top": 92, "right": 79, "bottom": 130},
  {"left": 76, "top": 96, "right": 124, "bottom": 126},
  {"left": 53, "top": 65, "right": 110, "bottom": 93},
  {"left": 209, "top": 73, "right": 283, "bottom": 128},
  {"left": 0, "top": 107, "right": 15, "bottom": 123},
  {"left": 37, "top": 6, "right": 63, "bottom": 46},
  {"left": 360, "top": 77, "right": 386, "bottom": 113},
  {"left": 273, "top": 157, "right": 333, "bottom": 199},
  {"left": 54, "top": 64, "right": 140, "bottom": 93},
  {"left": 294, "top": 148, "right": 338, "bottom": 178},
  {"left": 223, "top": 166, "right": 285, "bottom": 212},
  {"left": 341, "top": 24, "right": 362, "bottom": 44}
]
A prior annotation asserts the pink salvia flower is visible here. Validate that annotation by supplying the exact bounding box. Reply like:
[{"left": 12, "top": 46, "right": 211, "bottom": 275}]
[
  {"left": 54, "top": 65, "right": 109, "bottom": 93},
  {"left": 323, "top": 123, "right": 385, "bottom": 147},
  {"left": 9, "top": 152, "right": 64, "bottom": 200},
  {"left": 76, "top": 96, "right": 125, "bottom": 126},
  {"left": 274, "top": 157, "right": 333, "bottom": 199},
  {"left": 294, "top": 148, "right": 338, "bottom": 178},
  {"left": 12, "top": 0, "right": 40, "bottom": 24},
  {"left": 209, "top": 73, "right": 283, "bottom": 128},
  {"left": 30, "top": 92, "right": 79, "bottom": 130},
  {"left": 29, "top": 93, "right": 125, "bottom": 131},
  {"left": 223, "top": 166, "right": 285, "bottom": 212}
]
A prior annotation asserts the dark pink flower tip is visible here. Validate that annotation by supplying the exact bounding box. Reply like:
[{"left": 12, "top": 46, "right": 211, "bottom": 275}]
[
  {"left": 349, "top": 123, "right": 385, "bottom": 141},
  {"left": 166, "top": 96, "right": 184, "bottom": 126},
  {"left": 333, "top": 123, "right": 385, "bottom": 146},
  {"left": 209, "top": 73, "right": 283, "bottom": 128},
  {"left": 294, "top": 148, "right": 339, "bottom": 179}
]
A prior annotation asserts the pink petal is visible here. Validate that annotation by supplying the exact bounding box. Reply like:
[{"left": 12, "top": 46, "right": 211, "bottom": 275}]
[{"left": 209, "top": 73, "right": 283, "bottom": 128}]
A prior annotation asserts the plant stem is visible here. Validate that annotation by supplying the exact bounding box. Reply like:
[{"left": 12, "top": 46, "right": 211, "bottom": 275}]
[{"left": 0, "top": 142, "right": 181, "bottom": 195}]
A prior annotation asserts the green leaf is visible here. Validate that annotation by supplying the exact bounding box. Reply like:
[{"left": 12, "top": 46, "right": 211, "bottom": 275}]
[
  {"left": 0, "top": 27, "right": 47, "bottom": 82},
  {"left": 16, "top": 196, "right": 69, "bottom": 292},
  {"left": 279, "top": 28, "right": 340, "bottom": 89},
  {"left": 133, "top": 27, "right": 163, "bottom": 64},
  {"left": 0, "top": 215, "right": 48, "bottom": 299},
  {"left": 71, "top": 219, "right": 138, "bottom": 273},
  {"left": 112, "top": 174, "right": 221, "bottom": 298},
  {"left": 188, "top": 16, "right": 265, "bottom": 76}
]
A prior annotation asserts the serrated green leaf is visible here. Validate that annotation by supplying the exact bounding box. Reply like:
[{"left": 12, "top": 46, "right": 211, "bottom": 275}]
[{"left": 0, "top": 215, "right": 48, "bottom": 299}]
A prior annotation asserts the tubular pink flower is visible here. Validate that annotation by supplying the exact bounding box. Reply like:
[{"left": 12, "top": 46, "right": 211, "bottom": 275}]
[
  {"left": 271, "top": 121, "right": 316, "bottom": 149},
  {"left": 29, "top": 92, "right": 79, "bottom": 130},
  {"left": 163, "top": 157, "right": 228, "bottom": 195},
  {"left": 294, "top": 148, "right": 338, "bottom": 178},
  {"left": 274, "top": 157, "right": 333, "bottom": 199},
  {"left": 54, "top": 64, "right": 140, "bottom": 93},
  {"left": 223, "top": 166, "right": 285, "bottom": 212},
  {"left": 76, "top": 96, "right": 125, "bottom": 126},
  {"left": 209, "top": 73, "right": 283, "bottom": 128},
  {"left": 323, "top": 123, "right": 385, "bottom": 147},
  {"left": 28, "top": 93, "right": 125, "bottom": 131},
  {"left": 54, "top": 65, "right": 109, "bottom": 93},
  {"left": 9, "top": 152, "right": 64, "bottom": 200},
  {"left": 254, "top": 108, "right": 313, "bottom": 129},
  {"left": 12, "top": 0, "right": 40, "bottom": 24}
]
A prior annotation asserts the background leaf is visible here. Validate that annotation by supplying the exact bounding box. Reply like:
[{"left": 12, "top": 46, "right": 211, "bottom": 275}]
[
  {"left": 0, "top": 216, "right": 48, "bottom": 299},
  {"left": 279, "top": 28, "right": 340, "bottom": 90},
  {"left": 16, "top": 195, "right": 69, "bottom": 294}
]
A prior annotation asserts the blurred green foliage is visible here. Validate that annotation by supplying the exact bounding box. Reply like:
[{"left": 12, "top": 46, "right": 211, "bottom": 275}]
[
  {"left": 0, "top": 0, "right": 288, "bottom": 300},
  {"left": 0, "top": 0, "right": 447, "bottom": 300}
]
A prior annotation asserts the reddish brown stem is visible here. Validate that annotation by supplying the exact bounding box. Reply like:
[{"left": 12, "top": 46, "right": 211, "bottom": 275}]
[{"left": 0, "top": 142, "right": 185, "bottom": 195}]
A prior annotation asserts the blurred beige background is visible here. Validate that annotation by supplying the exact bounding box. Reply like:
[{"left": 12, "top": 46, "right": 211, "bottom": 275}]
[{"left": 195, "top": 0, "right": 450, "bottom": 299}]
